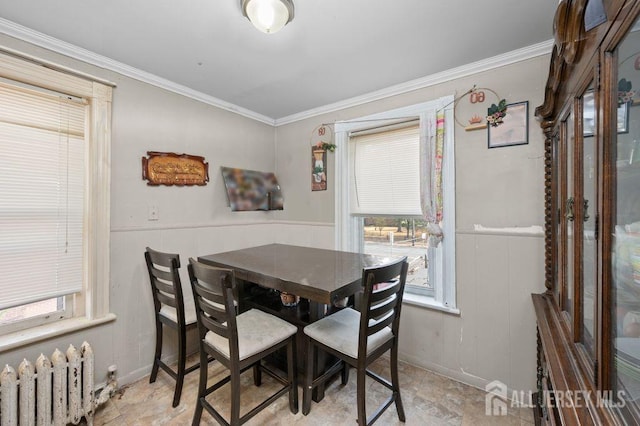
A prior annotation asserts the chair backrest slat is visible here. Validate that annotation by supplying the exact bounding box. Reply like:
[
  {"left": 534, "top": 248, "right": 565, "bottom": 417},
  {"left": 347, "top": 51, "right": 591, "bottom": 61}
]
[
  {"left": 157, "top": 292, "right": 178, "bottom": 308},
  {"left": 192, "top": 284, "right": 228, "bottom": 323},
  {"left": 147, "top": 248, "right": 181, "bottom": 269},
  {"left": 200, "top": 313, "right": 230, "bottom": 339},
  {"left": 149, "top": 267, "right": 175, "bottom": 283},
  {"left": 145, "top": 248, "right": 186, "bottom": 325},
  {"left": 358, "top": 257, "right": 408, "bottom": 356},
  {"left": 367, "top": 311, "right": 395, "bottom": 336},
  {"left": 371, "top": 279, "right": 400, "bottom": 302},
  {"left": 369, "top": 267, "right": 402, "bottom": 287},
  {"left": 153, "top": 278, "right": 175, "bottom": 296},
  {"left": 368, "top": 295, "right": 398, "bottom": 323},
  {"left": 193, "top": 281, "right": 225, "bottom": 307}
]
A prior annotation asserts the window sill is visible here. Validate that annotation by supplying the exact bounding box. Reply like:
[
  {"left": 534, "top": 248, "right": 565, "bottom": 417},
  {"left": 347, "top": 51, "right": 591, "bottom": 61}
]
[
  {"left": 403, "top": 293, "right": 460, "bottom": 315},
  {"left": 0, "top": 313, "right": 116, "bottom": 352}
]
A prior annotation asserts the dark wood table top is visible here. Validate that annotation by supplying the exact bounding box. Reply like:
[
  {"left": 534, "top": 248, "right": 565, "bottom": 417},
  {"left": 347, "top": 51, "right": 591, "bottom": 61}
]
[{"left": 198, "top": 243, "right": 391, "bottom": 305}]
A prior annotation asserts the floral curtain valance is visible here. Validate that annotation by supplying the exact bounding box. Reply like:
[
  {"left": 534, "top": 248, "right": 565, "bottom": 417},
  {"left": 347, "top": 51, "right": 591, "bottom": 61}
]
[{"left": 419, "top": 109, "right": 445, "bottom": 247}]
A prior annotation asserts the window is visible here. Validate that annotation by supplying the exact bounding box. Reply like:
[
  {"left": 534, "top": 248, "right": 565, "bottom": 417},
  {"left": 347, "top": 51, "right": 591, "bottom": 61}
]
[
  {"left": 334, "top": 97, "right": 457, "bottom": 311},
  {"left": 0, "top": 52, "right": 113, "bottom": 339},
  {"left": 362, "top": 217, "right": 432, "bottom": 292}
]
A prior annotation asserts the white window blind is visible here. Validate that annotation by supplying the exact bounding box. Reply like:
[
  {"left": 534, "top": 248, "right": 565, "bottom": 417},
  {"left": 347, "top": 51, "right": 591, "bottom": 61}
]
[
  {"left": 349, "top": 124, "right": 421, "bottom": 216},
  {"left": 0, "top": 81, "right": 86, "bottom": 310}
]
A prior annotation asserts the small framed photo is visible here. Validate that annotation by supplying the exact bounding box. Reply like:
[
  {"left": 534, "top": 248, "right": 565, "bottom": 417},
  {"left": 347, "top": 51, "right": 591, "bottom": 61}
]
[{"left": 488, "top": 101, "right": 529, "bottom": 149}]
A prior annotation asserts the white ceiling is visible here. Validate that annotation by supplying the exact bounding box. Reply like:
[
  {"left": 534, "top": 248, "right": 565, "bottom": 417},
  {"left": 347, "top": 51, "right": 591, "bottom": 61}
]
[{"left": 0, "top": 0, "right": 558, "bottom": 122}]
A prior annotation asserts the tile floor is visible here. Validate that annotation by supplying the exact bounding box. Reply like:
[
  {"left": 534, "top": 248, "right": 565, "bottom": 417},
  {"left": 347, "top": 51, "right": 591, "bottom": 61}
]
[{"left": 93, "top": 355, "right": 535, "bottom": 425}]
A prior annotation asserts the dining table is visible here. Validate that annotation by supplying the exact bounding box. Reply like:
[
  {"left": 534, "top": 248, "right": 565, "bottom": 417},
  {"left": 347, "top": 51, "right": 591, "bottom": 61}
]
[{"left": 197, "top": 243, "right": 393, "bottom": 400}]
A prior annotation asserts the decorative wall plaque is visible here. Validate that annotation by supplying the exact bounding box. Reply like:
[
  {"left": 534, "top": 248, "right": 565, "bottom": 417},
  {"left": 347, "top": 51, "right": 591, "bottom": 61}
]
[{"left": 141, "top": 151, "right": 209, "bottom": 186}]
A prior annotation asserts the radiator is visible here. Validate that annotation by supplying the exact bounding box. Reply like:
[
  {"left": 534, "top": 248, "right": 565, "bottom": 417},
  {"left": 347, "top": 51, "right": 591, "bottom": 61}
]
[{"left": 0, "top": 342, "right": 116, "bottom": 426}]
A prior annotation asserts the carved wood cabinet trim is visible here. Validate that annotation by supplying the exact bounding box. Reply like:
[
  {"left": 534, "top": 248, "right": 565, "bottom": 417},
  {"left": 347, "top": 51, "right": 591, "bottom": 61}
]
[{"left": 534, "top": 0, "right": 640, "bottom": 424}]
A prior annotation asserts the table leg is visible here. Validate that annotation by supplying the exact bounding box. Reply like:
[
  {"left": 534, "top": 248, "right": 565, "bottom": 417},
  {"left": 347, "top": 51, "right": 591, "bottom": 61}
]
[{"left": 308, "top": 301, "right": 327, "bottom": 402}]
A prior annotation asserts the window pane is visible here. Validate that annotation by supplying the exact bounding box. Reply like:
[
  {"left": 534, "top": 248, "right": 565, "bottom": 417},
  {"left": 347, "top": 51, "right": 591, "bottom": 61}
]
[
  {"left": 362, "top": 217, "right": 431, "bottom": 290},
  {"left": 0, "top": 81, "right": 85, "bottom": 310},
  {"left": 613, "top": 15, "right": 640, "bottom": 419},
  {"left": 564, "top": 111, "right": 575, "bottom": 319},
  {"left": 581, "top": 82, "right": 596, "bottom": 361},
  {"left": 0, "top": 297, "right": 64, "bottom": 326},
  {"left": 350, "top": 125, "right": 422, "bottom": 216}
]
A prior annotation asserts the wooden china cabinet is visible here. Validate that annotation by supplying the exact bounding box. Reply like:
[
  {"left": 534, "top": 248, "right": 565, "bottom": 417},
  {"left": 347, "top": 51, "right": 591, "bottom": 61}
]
[{"left": 534, "top": 0, "right": 640, "bottom": 424}]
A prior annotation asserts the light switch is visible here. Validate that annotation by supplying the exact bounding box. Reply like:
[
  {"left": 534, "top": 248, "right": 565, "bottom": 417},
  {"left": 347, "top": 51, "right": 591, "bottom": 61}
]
[{"left": 148, "top": 204, "right": 159, "bottom": 221}]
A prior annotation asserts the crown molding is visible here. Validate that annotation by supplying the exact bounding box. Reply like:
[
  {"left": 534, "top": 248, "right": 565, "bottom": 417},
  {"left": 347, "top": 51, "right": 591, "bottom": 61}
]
[
  {"left": 0, "top": 18, "right": 276, "bottom": 125},
  {"left": 274, "top": 39, "right": 554, "bottom": 126},
  {"left": 0, "top": 17, "right": 552, "bottom": 128}
]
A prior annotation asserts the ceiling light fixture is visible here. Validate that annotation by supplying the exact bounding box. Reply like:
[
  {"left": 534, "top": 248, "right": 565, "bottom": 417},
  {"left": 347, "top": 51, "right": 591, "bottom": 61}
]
[{"left": 241, "top": 0, "right": 294, "bottom": 34}]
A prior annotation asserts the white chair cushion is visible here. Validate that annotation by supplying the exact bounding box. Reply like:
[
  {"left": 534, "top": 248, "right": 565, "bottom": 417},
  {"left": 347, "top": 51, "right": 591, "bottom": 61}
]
[
  {"left": 159, "top": 296, "right": 235, "bottom": 326},
  {"left": 160, "top": 304, "right": 198, "bottom": 326},
  {"left": 204, "top": 309, "right": 297, "bottom": 361},
  {"left": 303, "top": 308, "right": 393, "bottom": 359}
]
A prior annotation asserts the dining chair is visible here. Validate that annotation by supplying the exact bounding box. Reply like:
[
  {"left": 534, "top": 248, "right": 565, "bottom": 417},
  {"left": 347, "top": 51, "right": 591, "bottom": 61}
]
[
  {"left": 187, "top": 258, "right": 298, "bottom": 426},
  {"left": 144, "top": 247, "right": 202, "bottom": 408},
  {"left": 302, "top": 257, "right": 409, "bottom": 426}
]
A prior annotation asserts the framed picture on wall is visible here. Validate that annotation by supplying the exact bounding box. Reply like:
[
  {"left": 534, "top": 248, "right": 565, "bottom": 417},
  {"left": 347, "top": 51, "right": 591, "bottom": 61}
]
[{"left": 488, "top": 101, "right": 529, "bottom": 148}]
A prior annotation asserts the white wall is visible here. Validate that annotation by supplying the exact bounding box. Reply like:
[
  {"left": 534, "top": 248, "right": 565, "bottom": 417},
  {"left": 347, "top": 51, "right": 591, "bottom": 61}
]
[
  {"left": 0, "top": 34, "right": 281, "bottom": 386},
  {"left": 0, "top": 32, "right": 548, "bottom": 395},
  {"left": 274, "top": 56, "right": 549, "bottom": 393}
]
